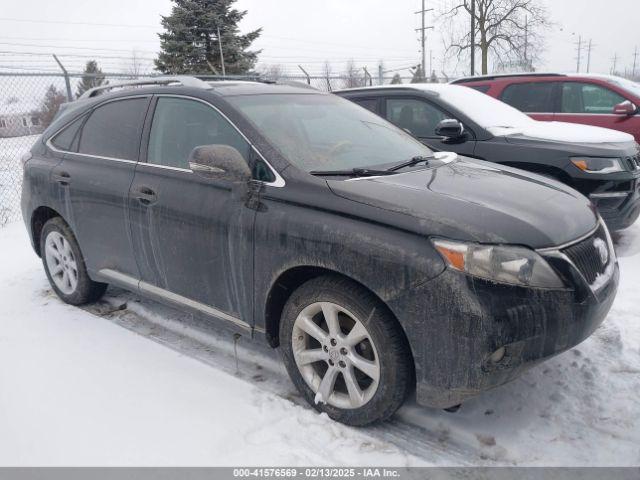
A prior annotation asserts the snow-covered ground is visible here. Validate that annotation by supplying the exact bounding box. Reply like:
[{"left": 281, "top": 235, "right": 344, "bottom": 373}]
[
  {"left": 0, "top": 219, "right": 639, "bottom": 466},
  {"left": 0, "top": 135, "right": 38, "bottom": 224}
]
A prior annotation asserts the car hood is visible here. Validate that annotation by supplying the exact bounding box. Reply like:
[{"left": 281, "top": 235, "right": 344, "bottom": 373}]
[
  {"left": 327, "top": 156, "right": 598, "bottom": 249},
  {"left": 488, "top": 121, "right": 635, "bottom": 144}
]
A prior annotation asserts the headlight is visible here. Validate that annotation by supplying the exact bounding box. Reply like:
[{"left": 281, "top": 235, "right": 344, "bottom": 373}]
[
  {"left": 571, "top": 157, "right": 624, "bottom": 173},
  {"left": 432, "top": 239, "right": 564, "bottom": 288}
]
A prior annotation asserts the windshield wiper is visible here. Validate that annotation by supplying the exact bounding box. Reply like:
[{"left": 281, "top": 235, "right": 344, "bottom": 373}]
[
  {"left": 309, "top": 168, "right": 395, "bottom": 177},
  {"left": 386, "top": 155, "right": 435, "bottom": 172}
]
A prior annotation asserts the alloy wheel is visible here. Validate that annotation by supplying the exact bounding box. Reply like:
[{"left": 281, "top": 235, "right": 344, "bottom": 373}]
[
  {"left": 292, "top": 301, "right": 380, "bottom": 409},
  {"left": 44, "top": 231, "right": 79, "bottom": 295}
]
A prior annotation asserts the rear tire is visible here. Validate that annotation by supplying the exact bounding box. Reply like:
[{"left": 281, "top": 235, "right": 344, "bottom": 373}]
[
  {"left": 279, "top": 275, "right": 413, "bottom": 426},
  {"left": 40, "top": 217, "right": 107, "bottom": 305}
]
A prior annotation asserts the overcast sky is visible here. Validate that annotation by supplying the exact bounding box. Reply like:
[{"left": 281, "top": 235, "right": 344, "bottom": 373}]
[{"left": 0, "top": 0, "right": 638, "bottom": 79}]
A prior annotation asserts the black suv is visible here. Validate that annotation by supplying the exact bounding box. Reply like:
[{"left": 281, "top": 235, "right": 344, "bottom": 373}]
[
  {"left": 22, "top": 77, "right": 618, "bottom": 425},
  {"left": 336, "top": 84, "right": 640, "bottom": 231}
]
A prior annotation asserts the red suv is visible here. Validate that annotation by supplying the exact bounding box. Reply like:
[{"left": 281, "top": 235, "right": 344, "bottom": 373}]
[{"left": 451, "top": 73, "right": 640, "bottom": 141}]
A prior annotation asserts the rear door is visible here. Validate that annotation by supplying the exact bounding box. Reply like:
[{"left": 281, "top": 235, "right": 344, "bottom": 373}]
[
  {"left": 498, "top": 81, "right": 558, "bottom": 122},
  {"left": 128, "top": 95, "right": 258, "bottom": 330},
  {"left": 557, "top": 81, "right": 640, "bottom": 138},
  {"left": 51, "top": 96, "right": 150, "bottom": 279},
  {"left": 382, "top": 96, "right": 477, "bottom": 155}
]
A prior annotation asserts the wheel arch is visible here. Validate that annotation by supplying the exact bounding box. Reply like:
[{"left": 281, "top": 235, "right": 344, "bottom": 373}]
[
  {"left": 262, "top": 265, "right": 413, "bottom": 365},
  {"left": 30, "top": 206, "right": 65, "bottom": 257}
]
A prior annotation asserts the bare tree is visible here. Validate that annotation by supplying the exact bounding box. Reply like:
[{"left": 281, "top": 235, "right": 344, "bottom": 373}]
[
  {"left": 322, "top": 61, "right": 333, "bottom": 91},
  {"left": 440, "top": 0, "right": 549, "bottom": 74},
  {"left": 125, "top": 49, "right": 144, "bottom": 78},
  {"left": 260, "top": 64, "right": 285, "bottom": 81},
  {"left": 343, "top": 59, "right": 365, "bottom": 88},
  {"left": 35, "top": 85, "right": 67, "bottom": 128}
]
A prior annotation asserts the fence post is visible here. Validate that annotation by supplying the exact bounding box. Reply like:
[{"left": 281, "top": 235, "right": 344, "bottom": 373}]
[
  {"left": 53, "top": 55, "right": 73, "bottom": 101},
  {"left": 363, "top": 67, "right": 372, "bottom": 86},
  {"left": 298, "top": 65, "right": 311, "bottom": 85}
]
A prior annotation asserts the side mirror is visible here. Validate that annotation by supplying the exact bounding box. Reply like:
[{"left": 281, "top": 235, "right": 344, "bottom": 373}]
[
  {"left": 188, "top": 144, "right": 251, "bottom": 182},
  {"left": 613, "top": 101, "right": 637, "bottom": 116},
  {"left": 435, "top": 119, "right": 465, "bottom": 139}
]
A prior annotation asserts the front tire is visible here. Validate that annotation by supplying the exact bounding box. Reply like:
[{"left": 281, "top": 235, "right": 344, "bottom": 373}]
[
  {"left": 279, "top": 275, "right": 413, "bottom": 426},
  {"left": 40, "top": 217, "right": 107, "bottom": 305}
]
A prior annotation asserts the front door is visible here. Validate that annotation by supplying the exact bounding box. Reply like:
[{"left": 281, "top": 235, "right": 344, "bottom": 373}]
[
  {"left": 556, "top": 81, "right": 640, "bottom": 140},
  {"left": 128, "top": 96, "right": 256, "bottom": 329},
  {"left": 383, "top": 97, "right": 477, "bottom": 155}
]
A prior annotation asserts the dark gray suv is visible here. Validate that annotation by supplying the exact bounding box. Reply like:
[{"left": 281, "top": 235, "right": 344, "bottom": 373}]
[{"left": 21, "top": 77, "right": 618, "bottom": 425}]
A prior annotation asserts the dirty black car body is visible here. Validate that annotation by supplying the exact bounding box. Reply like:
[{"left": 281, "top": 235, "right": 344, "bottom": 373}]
[
  {"left": 21, "top": 78, "right": 619, "bottom": 425},
  {"left": 336, "top": 84, "right": 640, "bottom": 231}
]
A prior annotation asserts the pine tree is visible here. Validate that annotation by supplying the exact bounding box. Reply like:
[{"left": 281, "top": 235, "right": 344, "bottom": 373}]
[
  {"left": 155, "top": 0, "right": 261, "bottom": 75},
  {"left": 36, "top": 85, "right": 67, "bottom": 128},
  {"left": 390, "top": 73, "right": 403, "bottom": 84},
  {"left": 76, "top": 61, "right": 106, "bottom": 99}
]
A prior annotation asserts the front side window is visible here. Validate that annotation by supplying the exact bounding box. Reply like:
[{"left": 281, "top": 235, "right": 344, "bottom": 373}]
[
  {"left": 385, "top": 98, "right": 448, "bottom": 137},
  {"left": 147, "top": 97, "right": 251, "bottom": 170},
  {"left": 78, "top": 98, "right": 148, "bottom": 160},
  {"left": 500, "top": 82, "right": 556, "bottom": 112},
  {"left": 228, "top": 94, "right": 433, "bottom": 172},
  {"left": 561, "top": 82, "right": 627, "bottom": 114}
]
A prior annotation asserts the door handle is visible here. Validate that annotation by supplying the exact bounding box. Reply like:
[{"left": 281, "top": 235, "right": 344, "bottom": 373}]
[
  {"left": 52, "top": 171, "right": 71, "bottom": 185},
  {"left": 133, "top": 186, "right": 158, "bottom": 205}
]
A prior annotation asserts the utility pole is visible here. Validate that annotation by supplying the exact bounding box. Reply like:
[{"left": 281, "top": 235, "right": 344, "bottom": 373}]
[
  {"left": 470, "top": 0, "right": 476, "bottom": 75},
  {"left": 633, "top": 46, "right": 638, "bottom": 77},
  {"left": 523, "top": 15, "right": 528, "bottom": 70},
  {"left": 415, "top": 1, "right": 434, "bottom": 81},
  {"left": 611, "top": 53, "right": 618, "bottom": 74},
  {"left": 586, "top": 39, "right": 593, "bottom": 73},
  {"left": 216, "top": 24, "right": 226, "bottom": 76},
  {"left": 575, "top": 35, "right": 582, "bottom": 73}
]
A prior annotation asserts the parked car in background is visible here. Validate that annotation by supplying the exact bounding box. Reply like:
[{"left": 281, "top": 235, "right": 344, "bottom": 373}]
[
  {"left": 22, "top": 77, "right": 618, "bottom": 425},
  {"left": 336, "top": 84, "right": 640, "bottom": 230},
  {"left": 450, "top": 73, "right": 640, "bottom": 142}
]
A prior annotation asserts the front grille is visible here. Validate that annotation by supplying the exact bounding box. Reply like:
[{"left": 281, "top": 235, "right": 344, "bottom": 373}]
[
  {"left": 562, "top": 225, "right": 611, "bottom": 285},
  {"left": 624, "top": 154, "right": 640, "bottom": 170}
]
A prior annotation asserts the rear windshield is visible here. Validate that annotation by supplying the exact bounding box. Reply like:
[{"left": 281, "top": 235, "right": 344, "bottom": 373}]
[{"left": 227, "top": 93, "right": 434, "bottom": 172}]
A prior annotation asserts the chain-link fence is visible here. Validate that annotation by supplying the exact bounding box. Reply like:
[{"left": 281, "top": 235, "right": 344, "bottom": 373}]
[{"left": 0, "top": 70, "right": 439, "bottom": 226}]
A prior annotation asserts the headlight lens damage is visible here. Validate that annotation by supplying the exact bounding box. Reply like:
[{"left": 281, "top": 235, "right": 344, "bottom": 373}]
[
  {"left": 570, "top": 157, "right": 624, "bottom": 174},
  {"left": 432, "top": 239, "right": 564, "bottom": 288}
]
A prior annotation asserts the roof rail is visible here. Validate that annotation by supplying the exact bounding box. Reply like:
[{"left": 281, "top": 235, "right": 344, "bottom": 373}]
[
  {"left": 78, "top": 76, "right": 211, "bottom": 99},
  {"left": 450, "top": 72, "right": 566, "bottom": 84}
]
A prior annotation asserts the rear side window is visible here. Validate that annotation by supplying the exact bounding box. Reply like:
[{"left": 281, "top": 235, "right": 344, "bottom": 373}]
[
  {"left": 353, "top": 98, "right": 378, "bottom": 113},
  {"left": 78, "top": 98, "right": 148, "bottom": 160},
  {"left": 467, "top": 85, "right": 490, "bottom": 94},
  {"left": 500, "top": 82, "right": 556, "bottom": 112},
  {"left": 50, "top": 115, "right": 86, "bottom": 151},
  {"left": 147, "top": 97, "right": 250, "bottom": 170},
  {"left": 560, "top": 82, "right": 627, "bottom": 114},
  {"left": 385, "top": 98, "right": 448, "bottom": 137}
]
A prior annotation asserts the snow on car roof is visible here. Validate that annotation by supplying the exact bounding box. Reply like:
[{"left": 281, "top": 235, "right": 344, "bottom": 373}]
[{"left": 337, "top": 83, "right": 634, "bottom": 144}]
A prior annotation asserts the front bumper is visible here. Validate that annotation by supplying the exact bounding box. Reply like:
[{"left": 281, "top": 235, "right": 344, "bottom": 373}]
[
  {"left": 590, "top": 183, "right": 640, "bottom": 231},
  {"left": 388, "top": 252, "right": 619, "bottom": 409}
]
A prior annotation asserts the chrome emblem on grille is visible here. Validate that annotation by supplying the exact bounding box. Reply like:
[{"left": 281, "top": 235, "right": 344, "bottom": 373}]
[{"left": 594, "top": 237, "right": 609, "bottom": 266}]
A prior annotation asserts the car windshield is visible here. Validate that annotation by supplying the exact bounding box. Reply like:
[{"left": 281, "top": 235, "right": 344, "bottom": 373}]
[
  {"left": 227, "top": 93, "right": 434, "bottom": 172},
  {"left": 433, "top": 84, "right": 534, "bottom": 129},
  {"left": 606, "top": 76, "right": 640, "bottom": 98}
]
